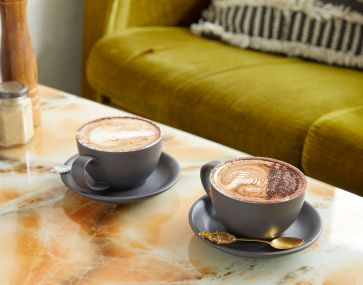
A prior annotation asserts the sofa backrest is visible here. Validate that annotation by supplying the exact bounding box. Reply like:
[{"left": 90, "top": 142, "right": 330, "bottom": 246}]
[
  {"left": 106, "top": 0, "right": 210, "bottom": 32},
  {"left": 82, "top": 0, "right": 210, "bottom": 97}
]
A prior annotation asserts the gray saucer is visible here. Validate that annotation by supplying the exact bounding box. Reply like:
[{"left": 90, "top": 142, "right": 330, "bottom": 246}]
[
  {"left": 61, "top": 152, "right": 180, "bottom": 204},
  {"left": 189, "top": 195, "right": 322, "bottom": 258}
]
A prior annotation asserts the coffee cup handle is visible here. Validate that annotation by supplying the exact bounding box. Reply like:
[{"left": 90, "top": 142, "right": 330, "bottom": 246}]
[
  {"left": 200, "top": 161, "right": 220, "bottom": 196},
  {"left": 71, "top": 156, "right": 110, "bottom": 191}
]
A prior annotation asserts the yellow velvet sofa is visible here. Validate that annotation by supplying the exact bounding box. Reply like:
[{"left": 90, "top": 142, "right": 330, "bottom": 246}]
[{"left": 83, "top": 0, "right": 363, "bottom": 195}]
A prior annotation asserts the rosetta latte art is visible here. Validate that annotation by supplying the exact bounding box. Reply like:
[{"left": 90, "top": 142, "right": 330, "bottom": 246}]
[
  {"left": 212, "top": 158, "right": 304, "bottom": 203},
  {"left": 220, "top": 166, "right": 268, "bottom": 199}
]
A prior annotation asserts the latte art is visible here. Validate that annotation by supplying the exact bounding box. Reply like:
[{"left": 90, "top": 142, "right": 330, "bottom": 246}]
[
  {"left": 77, "top": 117, "right": 160, "bottom": 152},
  {"left": 220, "top": 166, "right": 268, "bottom": 199},
  {"left": 89, "top": 127, "right": 156, "bottom": 146},
  {"left": 212, "top": 158, "right": 305, "bottom": 203}
]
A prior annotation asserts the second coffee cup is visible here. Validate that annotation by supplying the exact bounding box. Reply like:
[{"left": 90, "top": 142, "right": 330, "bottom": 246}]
[
  {"left": 71, "top": 116, "right": 162, "bottom": 191},
  {"left": 200, "top": 157, "right": 306, "bottom": 239}
]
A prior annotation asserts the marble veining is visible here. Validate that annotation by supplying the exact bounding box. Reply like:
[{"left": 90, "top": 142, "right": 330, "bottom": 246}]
[{"left": 0, "top": 86, "right": 362, "bottom": 284}]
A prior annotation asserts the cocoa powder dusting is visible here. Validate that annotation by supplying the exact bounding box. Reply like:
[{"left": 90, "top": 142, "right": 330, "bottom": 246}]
[{"left": 267, "top": 165, "right": 300, "bottom": 199}]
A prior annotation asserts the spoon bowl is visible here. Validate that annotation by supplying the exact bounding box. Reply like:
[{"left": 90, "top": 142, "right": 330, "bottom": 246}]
[{"left": 270, "top": 237, "right": 304, "bottom": 249}]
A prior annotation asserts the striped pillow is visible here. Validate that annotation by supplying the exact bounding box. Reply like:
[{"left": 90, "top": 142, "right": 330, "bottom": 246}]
[{"left": 191, "top": 0, "right": 363, "bottom": 69}]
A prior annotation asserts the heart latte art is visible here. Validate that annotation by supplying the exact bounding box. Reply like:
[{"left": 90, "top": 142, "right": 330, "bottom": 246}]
[
  {"left": 77, "top": 117, "right": 160, "bottom": 152},
  {"left": 212, "top": 158, "right": 305, "bottom": 203}
]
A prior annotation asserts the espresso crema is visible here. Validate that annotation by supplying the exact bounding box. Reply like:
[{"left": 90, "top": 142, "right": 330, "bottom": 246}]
[
  {"left": 211, "top": 158, "right": 305, "bottom": 203},
  {"left": 77, "top": 117, "right": 160, "bottom": 152}
]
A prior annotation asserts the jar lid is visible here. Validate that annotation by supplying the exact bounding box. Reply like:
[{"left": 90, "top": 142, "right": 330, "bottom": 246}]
[{"left": 0, "top": 81, "right": 28, "bottom": 99}]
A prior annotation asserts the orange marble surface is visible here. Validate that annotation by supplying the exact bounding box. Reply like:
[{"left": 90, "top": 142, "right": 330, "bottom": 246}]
[{"left": 0, "top": 86, "right": 362, "bottom": 284}]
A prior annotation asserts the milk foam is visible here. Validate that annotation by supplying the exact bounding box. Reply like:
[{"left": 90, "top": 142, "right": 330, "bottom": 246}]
[
  {"left": 212, "top": 158, "right": 305, "bottom": 203},
  {"left": 89, "top": 127, "right": 156, "bottom": 146},
  {"left": 77, "top": 117, "right": 160, "bottom": 152},
  {"left": 217, "top": 165, "right": 269, "bottom": 200}
]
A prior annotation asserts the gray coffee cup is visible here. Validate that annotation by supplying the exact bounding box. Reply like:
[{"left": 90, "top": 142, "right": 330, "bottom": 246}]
[
  {"left": 200, "top": 159, "right": 306, "bottom": 239},
  {"left": 71, "top": 123, "right": 162, "bottom": 192}
]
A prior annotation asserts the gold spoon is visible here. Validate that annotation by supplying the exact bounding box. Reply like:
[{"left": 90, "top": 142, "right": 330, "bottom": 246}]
[{"left": 199, "top": 231, "right": 304, "bottom": 250}]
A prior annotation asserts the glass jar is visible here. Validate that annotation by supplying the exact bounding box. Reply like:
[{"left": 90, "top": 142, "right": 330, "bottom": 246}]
[{"left": 0, "top": 81, "right": 34, "bottom": 147}]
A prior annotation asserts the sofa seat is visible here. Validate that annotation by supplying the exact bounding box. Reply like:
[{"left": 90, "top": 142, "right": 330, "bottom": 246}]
[
  {"left": 87, "top": 27, "right": 363, "bottom": 169},
  {"left": 303, "top": 106, "right": 363, "bottom": 195}
]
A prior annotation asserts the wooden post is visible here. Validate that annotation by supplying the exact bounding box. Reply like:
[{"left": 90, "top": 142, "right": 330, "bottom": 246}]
[{"left": 0, "top": 0, "right": 41, "bottom": 126}]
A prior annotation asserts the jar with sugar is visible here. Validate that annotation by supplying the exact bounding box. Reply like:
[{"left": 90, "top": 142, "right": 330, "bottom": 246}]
[{"left": 0, "top": 81, "right": 34, "bottom": 147}]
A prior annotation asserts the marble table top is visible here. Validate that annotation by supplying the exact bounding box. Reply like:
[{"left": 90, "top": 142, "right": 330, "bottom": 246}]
[{"left": 0, "top": 86, "right": 362, "bottom": 285}]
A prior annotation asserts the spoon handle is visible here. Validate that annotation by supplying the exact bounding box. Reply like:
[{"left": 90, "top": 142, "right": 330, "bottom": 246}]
[{"left": 235, "top": 238, "right": 270, "bottom": 245}]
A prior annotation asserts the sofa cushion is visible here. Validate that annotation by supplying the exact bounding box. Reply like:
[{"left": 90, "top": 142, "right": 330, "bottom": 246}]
[
  {"left": 191, "top": 0, "right": 363, "bottom": 69},
  {"left": 302, "top": 106, "right": 363, "bottom": 195},
  {"left": 87, "top": 27, "right": 363, "bottom": 168}
]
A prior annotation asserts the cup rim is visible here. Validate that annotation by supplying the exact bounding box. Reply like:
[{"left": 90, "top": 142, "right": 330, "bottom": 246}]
[
  {"left": 209, "top": 156, "right": 307, "bottom": 204},
  {"left": 76, "top": 116, "right": 162, "bottom": 153}
]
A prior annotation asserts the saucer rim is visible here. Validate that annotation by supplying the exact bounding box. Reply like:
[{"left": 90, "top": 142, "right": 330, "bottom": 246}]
[
  {"left": 188, "top": 195, "right": 323, "bottom": 258},
  {"left": 60, "top": 152, "right": 180, "bottom": 203}
]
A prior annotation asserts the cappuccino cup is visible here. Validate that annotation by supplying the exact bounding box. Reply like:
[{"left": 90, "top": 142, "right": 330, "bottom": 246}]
[
  {"left": 71, "top": 116, "right": 162, "bottom": 191},
  {"left": 200, "top": 157, "right": 306, "bottom": 238}
]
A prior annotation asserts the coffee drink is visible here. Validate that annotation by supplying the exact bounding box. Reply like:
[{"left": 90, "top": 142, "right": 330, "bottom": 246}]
[
  {"left": 201, "top": 158, "right": 306, "bottom": 238},
  {"left": 77, "top": 117, "right": 160, "bottom": 152},
  {"left": 211, "top": 158, "right": 305, "bottom": 203},
  {"left": 72, "top": 116, "right": 162, "bottom": 191}
]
